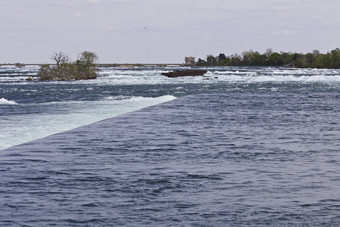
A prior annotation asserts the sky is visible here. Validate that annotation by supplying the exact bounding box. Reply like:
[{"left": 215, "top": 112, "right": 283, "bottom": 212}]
[{"left": 1, "top": 0, "right": 340, "bottom": 64}]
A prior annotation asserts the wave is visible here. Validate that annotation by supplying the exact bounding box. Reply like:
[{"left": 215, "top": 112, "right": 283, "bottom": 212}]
[
  {"left": 3, "top": 66, "right": 340, "bottom": 85},
  {"left": 116, "top": 95, "right": 176, "bottom": 102},
  {"left": 34, "top": 95, "right": 176, "bottom": 105},
  {"left": 0, "top": 98, "right": 17, "bottom": 105},
  {"left": 0, "top": 76, "right": 30, "bottom": 81},
  {"left": 109, "top": 95, "right": 176, "bottom": 102},
  {"left": 95, "top": 68, "right": 340, "bottom": 85}
]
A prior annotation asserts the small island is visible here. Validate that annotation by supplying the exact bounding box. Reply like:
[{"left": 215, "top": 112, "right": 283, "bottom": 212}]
[{"left": 38, "top": 51, "right": 98, "bottom": 81}]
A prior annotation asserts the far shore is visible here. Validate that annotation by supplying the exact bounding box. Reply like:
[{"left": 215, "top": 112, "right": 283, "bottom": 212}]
[
  {"left": 0, "top": 63, "right": 183, "bottom": 67},
  {"left": 2, "top": 62, "right": 340, "bottom": 69}
]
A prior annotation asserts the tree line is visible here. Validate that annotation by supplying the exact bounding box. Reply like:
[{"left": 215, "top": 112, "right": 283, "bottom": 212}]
[{"left": 196, "top": 48, "right": 340, "bottom": 68}]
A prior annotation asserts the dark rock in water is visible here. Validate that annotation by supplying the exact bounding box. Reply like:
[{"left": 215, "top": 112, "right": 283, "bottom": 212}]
[{"left": 161, "top": 70, "right": 207, "bottom": 78}]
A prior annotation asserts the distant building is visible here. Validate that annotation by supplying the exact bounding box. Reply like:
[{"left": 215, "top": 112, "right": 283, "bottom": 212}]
[{"left": 185, "top": 57, "right": 195, "bottom": 66}]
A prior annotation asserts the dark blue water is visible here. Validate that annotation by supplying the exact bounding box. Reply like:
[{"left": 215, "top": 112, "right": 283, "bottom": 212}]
[{"left": 1, "top": 66, "right": 340, "bottom": 226}]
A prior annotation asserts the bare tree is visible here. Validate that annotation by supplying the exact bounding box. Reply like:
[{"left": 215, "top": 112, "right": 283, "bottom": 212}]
[
  {"left": 51, "top": 52, "right": 70, "bottom": 66},
  {"left": 265, "top": 48, "right": 273, "bottom": 57},
  {"left": 313, "top": 50, "right": 320, "bottom": 56}
]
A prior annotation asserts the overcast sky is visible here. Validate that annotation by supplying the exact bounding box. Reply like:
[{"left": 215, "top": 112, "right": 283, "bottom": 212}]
[{"left": 1, "top": 0, "right": 340, "bottom": 63}]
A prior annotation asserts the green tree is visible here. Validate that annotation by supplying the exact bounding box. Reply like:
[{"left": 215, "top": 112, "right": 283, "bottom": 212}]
[
  {"left": 74, "top": 51, "right": 98, "bottom": 80},
  {"left": 206, "top": 55, "right": 217, "bottom": 66},
  {"left": 305, "top": 53, "right": 315, "bottom": 67},
  {"left": 330, "top": 48, "right": 340, "bottom": 68},
  {"left": 242, "top": 51, "right": 253, "bottom": 65},
  {"left": 267, "top": 52, "right": 283, "bottom": 66},
  {"left": 196, "top": 58, "right": 207, "bottom": 66},
  {"left": 77, "top": 51, "right": 98, "bottom": 67},
  {"left": 251, "top": 51, "right": 266, "bottom": 66},
  {"left": 217, "top": 53, "right": 227, "bottom": 62},
  {"left": 220, "top": 57, "right": 231, "bottom": 66},
  {"left": 229, "top": 54, "right": 242, "bottom": 66},
  {"left": 280, "top": 52, "right": 293, "bottom": 66},
  {"left": 314, "top": 54, "right": 330, "bottom": 68}
]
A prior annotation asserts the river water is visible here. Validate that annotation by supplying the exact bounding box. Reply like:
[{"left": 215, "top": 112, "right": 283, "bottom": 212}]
[{"left": 0, "top": 66, "right": 340, "bottom": 226}]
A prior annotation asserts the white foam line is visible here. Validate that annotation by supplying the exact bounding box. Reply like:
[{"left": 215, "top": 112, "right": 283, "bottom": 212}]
[{"left": 0, "top": 98, "right": 18, "bottom": 105}]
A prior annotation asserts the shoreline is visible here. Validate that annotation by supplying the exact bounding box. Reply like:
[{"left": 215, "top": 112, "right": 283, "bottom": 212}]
[
  {"left": 0, "top": 63, "right": 339, "bottom": 69},
  {"left": 2, "top": 63, "right": 340, "bottom": 69}
]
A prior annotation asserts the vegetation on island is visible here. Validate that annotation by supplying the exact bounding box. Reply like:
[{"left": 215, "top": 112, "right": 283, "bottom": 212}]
[
  {"left": 196, "top": 48, "right": 340, "bottom": 68},
  {"left": 38, "top": 51, "right": 98, "bottom": 80}
]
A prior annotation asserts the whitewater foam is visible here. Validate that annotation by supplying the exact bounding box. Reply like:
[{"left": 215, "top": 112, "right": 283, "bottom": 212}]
[
  {"left": 2, "top": 66, "right": 340, "bottom": 86},
  {"left": 0, "top": 98, "right": 17, "bottom": 105}
]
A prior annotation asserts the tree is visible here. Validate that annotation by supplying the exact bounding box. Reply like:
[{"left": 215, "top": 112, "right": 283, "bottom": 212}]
[
  {"left": 217, "top": 53, "right": 227, "bottom": 63},
  {"left": 305, "top": 53, "right": 315, "bottom": 66},
  {"left": 314, "top": 54, "right": 329, "bottom": 68},
  {"left": 330, "top": 48, "right": 340, "bottom": 68},
  {"left": 281, "top": 52, "right": 293, "bottom": 66},
  {"left": 313, "top": 49, "right": 320, "bottom": 56},
  {"left": 242, "top": 51, "right": 253, "bottom": 65},
  {"left": 77, "top": 51, "right": 98, "bottom": 68},
  {"left": 265, "top": 48, "right": 273, "bottom": 57},
  {"left": 74, "top": 51, "right": 98, "bottom": 80},
  {"left": 268, "top": 52, "right": 283, "bottom": 66},
  {"left": 51, "top": 52, "right": 70, "bottom": 67},
  {"left": 196, "top": 58, "right": 207, "bottom": 66},
  {"left": 206, "top": 55, "right": 217, "bottom": 66},
  {"left": 229, "top": 54, "right": 242, "bottom": 66}
]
